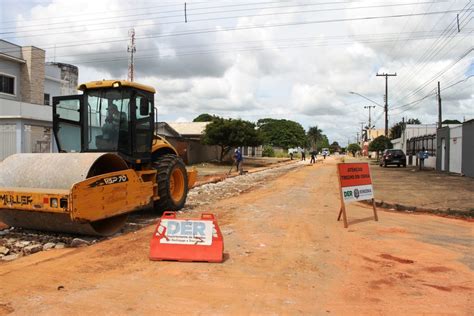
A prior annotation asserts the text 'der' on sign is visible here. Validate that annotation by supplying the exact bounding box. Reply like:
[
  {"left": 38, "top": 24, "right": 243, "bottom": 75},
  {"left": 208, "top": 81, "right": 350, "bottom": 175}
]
[
  {"left": 338, "top": 163, "right": 373, "bottom": 203},
  {"left": 149, "top": 212, "right": 224, "bottom": 263},
  {"left": 337, "top": 162, "right": 378, "bottom": 228}
]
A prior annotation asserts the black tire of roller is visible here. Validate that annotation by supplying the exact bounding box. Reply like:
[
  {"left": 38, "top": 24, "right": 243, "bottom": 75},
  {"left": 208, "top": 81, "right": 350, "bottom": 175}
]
[{"left": 153, "top": 154, "right": 189, "bottom": 212}]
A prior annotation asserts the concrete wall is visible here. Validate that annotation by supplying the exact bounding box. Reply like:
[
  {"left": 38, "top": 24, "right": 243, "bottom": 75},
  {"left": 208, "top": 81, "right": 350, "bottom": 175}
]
[
  {"left": 436, "top": 127, "right": 450, "bottom": 172},
  {"left": 44, "top": 78, "right": 61, "bottom": 105},
  {"left": 0, "top": 98, "right": 52, "bottom": 121},
  {"left": 391, "top": 138, "right": 402, "bottom": 150},
  {"left": 20, "top": 46, "right": 45, "bottom": 105},
  {"left": 187, "top": 140, "right": 223, "bottom": 164},
  {"left": 0, "top": 124, "right": 16, "bottom": 160},
  {"left": 0, "top": 59, "right": 21, "bottom": 101},
  {"left": 461, "top": 120, "right": 474, "bottom": 177},
  {"left": 405, "top": 124, "right": 437, "bottom": 139},
  {"left": 243, "top": 146, "right": 263, "bottom": 157},
  {"left": 46, "top": 62, "right": 78, "bottom": 96}
]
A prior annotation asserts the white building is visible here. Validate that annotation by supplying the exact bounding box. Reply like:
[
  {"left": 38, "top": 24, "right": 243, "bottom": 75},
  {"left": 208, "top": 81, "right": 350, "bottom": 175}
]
[
  {"left": 0, "top": 40, "right": 78, "bottom": 160},
  {"left": 391, "top": 124, "right": 437, "bottom": 168},
  {"left": 436, "top": 120, "right": 474, "bottom": 177}
]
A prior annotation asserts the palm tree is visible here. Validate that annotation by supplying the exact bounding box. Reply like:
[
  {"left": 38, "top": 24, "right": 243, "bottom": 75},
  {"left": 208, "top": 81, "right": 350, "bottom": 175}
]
[{"left": 307, "top": 126, "right": 323, "bottom": 152}]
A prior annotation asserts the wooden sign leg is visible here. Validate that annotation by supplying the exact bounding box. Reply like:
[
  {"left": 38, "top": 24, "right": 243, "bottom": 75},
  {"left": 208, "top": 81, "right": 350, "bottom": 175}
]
[
  {"left": 372, "top": 198, "right": 378, "bottom": 221},
  {"left": 337, "top": 207, "right": 343, "bottom": 221},
  {"left": 341, "top": 203, "right": 348, "bottom": 228}
]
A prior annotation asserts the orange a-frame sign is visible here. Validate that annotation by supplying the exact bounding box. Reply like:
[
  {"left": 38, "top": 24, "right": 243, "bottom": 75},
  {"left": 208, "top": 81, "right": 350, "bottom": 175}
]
[{"left": 337, "top": 162, "right": 378, "bottom": 228}]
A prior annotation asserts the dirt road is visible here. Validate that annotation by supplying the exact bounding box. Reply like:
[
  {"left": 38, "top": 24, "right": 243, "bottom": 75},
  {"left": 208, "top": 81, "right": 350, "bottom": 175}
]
[{"left": 0, "top": 158, "right": 472, "bottom": 315}]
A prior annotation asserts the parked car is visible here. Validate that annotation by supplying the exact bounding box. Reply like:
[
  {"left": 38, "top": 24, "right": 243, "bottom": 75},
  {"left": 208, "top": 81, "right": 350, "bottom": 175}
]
[{"left": 380, "top": 149, "right": 407, "bottom": 167}]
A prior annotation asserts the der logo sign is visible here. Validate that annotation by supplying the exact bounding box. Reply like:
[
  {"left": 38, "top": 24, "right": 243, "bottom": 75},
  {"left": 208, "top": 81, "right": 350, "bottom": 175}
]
[{"left": 337, "top": 162, "right": 378, "bottom": 228}]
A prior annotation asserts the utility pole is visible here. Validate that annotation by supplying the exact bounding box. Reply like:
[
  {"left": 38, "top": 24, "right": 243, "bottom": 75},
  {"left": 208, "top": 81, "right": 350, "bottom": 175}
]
[
  {"left": 127, "top": 28, "right": 136, "bottom": 82},
  {"left": 438, "top": 81, "right": 442, "bottom": 129},
  {"left": 359, "top": 122, "right": 365, "bottom": 142},
  {"left": 376, "top": 72, "right": 397, "bottom": 136},
  {"left": 364, "top": 105, "right": 375, "bottom": 141},
  {"left": 356, "top": 132, "right": 360, "bottom": 144}
]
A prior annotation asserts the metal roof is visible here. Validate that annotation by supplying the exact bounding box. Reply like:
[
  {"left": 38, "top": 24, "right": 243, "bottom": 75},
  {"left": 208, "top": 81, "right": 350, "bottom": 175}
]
[{"left": 167, "top": 122, "right": 209, "bottom": 136}]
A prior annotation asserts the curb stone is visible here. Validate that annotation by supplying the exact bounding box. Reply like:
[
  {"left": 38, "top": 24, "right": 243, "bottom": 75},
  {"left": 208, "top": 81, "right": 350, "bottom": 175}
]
[{"left": 360, "top": 199, "right": 473, "bottom": 219}]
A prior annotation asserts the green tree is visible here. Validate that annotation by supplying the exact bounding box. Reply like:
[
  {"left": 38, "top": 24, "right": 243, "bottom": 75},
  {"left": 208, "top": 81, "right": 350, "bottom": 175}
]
[
  {"left": 390, "top": 118, "right": 421, "bottom": 139},
  {"left": 442, "top": 119, "right": 461, "bottom": 124},
  {"left": 329, "top": 141, "right": 341, "bottom": 154},
  {"left": 347, "top": 143, "right": 361, "bottom": 157},
  {"left": 202, "top": 118, "right": 262, "bottom": 161},
  {"left": 193, "top": 113, "right": 219, "bottom": 122},
  {"left": 368, "top": 135, "right": 393, "bottom": 160},
  {"left": 262, "top": 145, "right": 275, "bottom": 157},
  {"left": 316, "top": 135, "right": 330, "bottom": 151},
  {"left": 257, "top": 118, "right": 306, "bottom": 149},
  {"left": 307, "top": 126, "right": 323, "bottom": 151}
]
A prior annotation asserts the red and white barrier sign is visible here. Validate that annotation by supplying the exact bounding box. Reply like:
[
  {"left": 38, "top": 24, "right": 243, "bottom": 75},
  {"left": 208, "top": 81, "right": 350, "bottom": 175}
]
[
  {"left": 337, "top": 162, "right": 378, "bottom": 228},
  {"left": 149, "top": 212, "right": 224, "bottom": 263},
  {"left": 338, "top": 163, "right": 374, "bottom": 203}
]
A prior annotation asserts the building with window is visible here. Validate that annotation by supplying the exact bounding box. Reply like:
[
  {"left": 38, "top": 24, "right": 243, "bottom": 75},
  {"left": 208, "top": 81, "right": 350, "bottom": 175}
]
[
  {"left": 0, "top": 40, "right": 78, "bottom": 160},
  {"left": 390, "top": 124, "right": 437, "bottom": 168}
]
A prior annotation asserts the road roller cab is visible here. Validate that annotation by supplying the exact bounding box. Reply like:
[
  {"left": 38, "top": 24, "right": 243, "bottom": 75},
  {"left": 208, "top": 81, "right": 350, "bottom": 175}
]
[
  {"left": 53, "top": 80, "right": 159, "bottom": 165},
  {"left": 0, "top": 80, "right": 196, "bottom": 236}
]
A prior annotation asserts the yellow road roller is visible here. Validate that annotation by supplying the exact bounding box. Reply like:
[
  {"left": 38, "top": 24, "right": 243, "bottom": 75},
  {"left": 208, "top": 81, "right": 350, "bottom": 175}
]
[{"left": 0, "top": 80, "right": 196, "bottom": 236}]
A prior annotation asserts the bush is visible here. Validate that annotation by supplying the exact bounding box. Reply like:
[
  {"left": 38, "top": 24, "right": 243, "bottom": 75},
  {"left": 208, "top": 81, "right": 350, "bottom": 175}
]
[{"left": 262, "top": 145, "right": 275, "bottom": 157}]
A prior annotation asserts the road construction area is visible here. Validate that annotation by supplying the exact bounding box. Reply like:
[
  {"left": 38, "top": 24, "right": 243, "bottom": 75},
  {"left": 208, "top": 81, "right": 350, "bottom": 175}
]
[{"left": 1, "top": 157, "right": 473, "bottom": 315}]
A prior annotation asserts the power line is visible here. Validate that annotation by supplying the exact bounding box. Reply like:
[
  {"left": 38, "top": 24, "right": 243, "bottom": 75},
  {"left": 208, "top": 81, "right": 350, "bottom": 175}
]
[
  {"left": 1, "top": 28, "right": 471, "bottom": 72},
  {"left": 391, "top": 3, "right": 472, "bottom": 101},
  {"left": 393, "top": 9, "right": 472, "bottom": 98},
  {"left": 0, "top": 0, "right": 288, "bottom": 25},
  {"left": 391, "top": 4, "right": 470, "bottom": 93},
  {"left": 2, "top": 1, "right": 447, "bottom": 39},
  {"left": 43, "top": 29, "right": 471, "bottom": 60},
  {"left": 395, "top": 45, "right": 473, "bottom": 103},
  {"left": 0, "top": 9, "right": 463, "bottom": 55},
  {"left": 0, "top": 0, "right": 370, "bottom": 33}
]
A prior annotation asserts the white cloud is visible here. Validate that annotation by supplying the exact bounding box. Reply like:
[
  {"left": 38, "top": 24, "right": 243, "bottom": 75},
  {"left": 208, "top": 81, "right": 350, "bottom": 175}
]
[{"left": 4, "top": 0, "right": 472, "bottom": 145}]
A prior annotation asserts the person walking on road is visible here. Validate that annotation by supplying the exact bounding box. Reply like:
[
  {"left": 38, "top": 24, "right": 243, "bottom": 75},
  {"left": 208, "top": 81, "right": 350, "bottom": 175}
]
[
  {"left": 310, "top": 152, "right": 316, "bottom": 164},
  {"left": 301, "top": 150, "right": 306, "bottom": 161},
  {"left": 418, "top": 147, "right": 428, "bottom": 171},
  {"left": 234, "top": 148, "right": 244, "bottom": 175}
]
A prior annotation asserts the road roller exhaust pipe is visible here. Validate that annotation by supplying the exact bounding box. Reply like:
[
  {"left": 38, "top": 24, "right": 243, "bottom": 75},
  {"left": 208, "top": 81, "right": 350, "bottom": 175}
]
[{"left": 0, "top": 153, "right": 155, "bottom": 236}]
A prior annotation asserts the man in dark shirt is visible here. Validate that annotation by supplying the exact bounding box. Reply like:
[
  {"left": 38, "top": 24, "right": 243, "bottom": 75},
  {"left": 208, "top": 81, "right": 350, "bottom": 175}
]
[{"left": 234, "top": 148, "right": 243, "bottom": 175}]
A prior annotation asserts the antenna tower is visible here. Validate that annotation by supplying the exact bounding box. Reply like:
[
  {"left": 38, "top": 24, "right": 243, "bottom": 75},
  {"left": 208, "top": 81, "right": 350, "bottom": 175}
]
[{"left": 127, "top": 28, "right": 136, "bottom": 81}]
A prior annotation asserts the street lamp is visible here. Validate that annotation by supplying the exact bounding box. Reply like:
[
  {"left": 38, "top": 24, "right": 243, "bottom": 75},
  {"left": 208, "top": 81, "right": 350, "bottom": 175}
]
[
  {"left": 349, "top": 91, "right": 387, "bottom": 136},
  {"left": 349, "top": 91, "right": 384, "bottom": 108}
]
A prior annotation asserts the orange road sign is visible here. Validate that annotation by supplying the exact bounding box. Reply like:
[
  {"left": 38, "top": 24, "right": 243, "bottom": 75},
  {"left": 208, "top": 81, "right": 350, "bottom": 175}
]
[
  {"left": 149, "top": 212, "right": 224, "bottom": 263},
  {"left": 337, "top": 162, "right": 378, "bottom": 228}
]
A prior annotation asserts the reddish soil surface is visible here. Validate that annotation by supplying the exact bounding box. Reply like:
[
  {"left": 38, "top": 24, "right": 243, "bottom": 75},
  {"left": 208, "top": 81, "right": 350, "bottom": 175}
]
[{"left": 0, "top": 157, "right": 472, "bottom": 315}]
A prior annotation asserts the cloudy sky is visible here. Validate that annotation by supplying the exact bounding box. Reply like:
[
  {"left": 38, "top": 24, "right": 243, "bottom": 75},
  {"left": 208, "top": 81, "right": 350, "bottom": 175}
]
[{"left": 1, "top": 0, "right": 472, "bottom": 145}]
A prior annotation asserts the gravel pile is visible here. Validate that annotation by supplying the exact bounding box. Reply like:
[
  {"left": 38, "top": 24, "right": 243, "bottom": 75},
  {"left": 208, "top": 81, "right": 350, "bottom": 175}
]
[{"left": 0, "top": 162, "right": 301, "bottom": 261}]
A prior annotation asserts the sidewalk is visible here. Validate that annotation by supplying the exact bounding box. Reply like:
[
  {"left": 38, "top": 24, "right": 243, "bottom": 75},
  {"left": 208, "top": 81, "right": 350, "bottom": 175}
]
[{"left": 347, "top": 157, "right": 474, "bottom": 217}]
